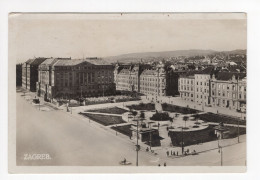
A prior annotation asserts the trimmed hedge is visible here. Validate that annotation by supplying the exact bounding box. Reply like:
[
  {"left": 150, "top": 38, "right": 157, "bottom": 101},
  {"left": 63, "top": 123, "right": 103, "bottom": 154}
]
[
  {"left": 162, "top": 103, "right": 200, "bottom": 114},
  {"left": 127, "top": 103, "right": 155, "bottom": 111},
  {"left": 150, "top": 112, "right": 172, "bottom": 121}
]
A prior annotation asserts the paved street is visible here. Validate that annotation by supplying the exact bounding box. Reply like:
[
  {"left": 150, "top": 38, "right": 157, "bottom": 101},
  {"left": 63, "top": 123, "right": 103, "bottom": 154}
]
[{"left": 16, "top": 92, "right": 246, "bottom": 166}]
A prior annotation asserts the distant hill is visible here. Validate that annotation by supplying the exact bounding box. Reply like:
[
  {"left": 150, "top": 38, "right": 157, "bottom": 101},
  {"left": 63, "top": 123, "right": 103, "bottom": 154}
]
[{"left": 104, "top": 49, "right": 246, "bottom": 63}]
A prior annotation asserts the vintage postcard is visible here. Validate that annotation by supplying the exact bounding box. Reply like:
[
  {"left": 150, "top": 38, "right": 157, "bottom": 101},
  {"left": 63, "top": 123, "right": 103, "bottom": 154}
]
[{"left": 9, "top": 13, "right": 247, "bottom": 173}]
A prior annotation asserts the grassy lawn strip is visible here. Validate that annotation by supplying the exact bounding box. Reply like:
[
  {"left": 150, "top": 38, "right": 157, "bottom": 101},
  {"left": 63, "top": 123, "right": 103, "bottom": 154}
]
[
  {"left": 194, "top": 112, "right": 246, "bottom": 125},
  {"left": 111, "top": 125, "right": 132, "bottom": 137},
  {"left": 127, "top": 103, "right": 155, "bottom": 111},
  {"left": 79, "top": 113, "right": 125, "bottom": 126},
  {"left": 86, "top": 107, "right": 128, "bottom": 115},
  {"left": 169, "top": 125, "right": 246, "bottom": 147}
]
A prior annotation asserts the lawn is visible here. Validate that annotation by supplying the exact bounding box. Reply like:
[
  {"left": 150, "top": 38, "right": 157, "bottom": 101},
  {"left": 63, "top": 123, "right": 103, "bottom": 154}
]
[
  {"left": 127, "top": 103, "right": 155, "bottom": 111},
  {"left": 194, "top": 112, "right": 246, "bottom": 125},
  {"left": 86, "top": 107, "right": 128, "bottom": 115},
  {"left": 111, "top": 124, "right": 132, "bottom": 137},
  {"left": 169, "top": 125, "right": 246, "bottom": 147},
  {"left": 79, "top": 113, "right": 125, "bottom": 126},
  {"left": 162, "top": 103, "right": 200, "bottom": 114}
]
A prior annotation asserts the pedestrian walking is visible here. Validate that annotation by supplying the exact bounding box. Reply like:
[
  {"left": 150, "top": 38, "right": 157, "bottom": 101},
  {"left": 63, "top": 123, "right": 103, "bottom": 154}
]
[
  {"left": 158, "top": 164, "right": 161, "bottom": 167},
  {"left": 164, "top": 162, "right": 166, "bottom": 166},
  {"left": 166, "top": 151, "right": 169, "bottom": 156},
  {"left": 171, "top": 150, "right": 172, "bottom": 155},
  {"left": 176, "top": 151, "right": 178, "bottom": 156},
  {"left": 173, "top": 151, "right": 175, "bottom": 156}
]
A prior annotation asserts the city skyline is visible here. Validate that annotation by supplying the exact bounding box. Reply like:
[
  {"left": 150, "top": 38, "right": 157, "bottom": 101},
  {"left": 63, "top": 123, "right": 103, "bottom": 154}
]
[{"left": 9, "top": 13, "right": 246, "bottom": 63}]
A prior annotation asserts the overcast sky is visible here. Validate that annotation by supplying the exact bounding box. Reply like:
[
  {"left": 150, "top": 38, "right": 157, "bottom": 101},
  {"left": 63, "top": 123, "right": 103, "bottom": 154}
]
[{"left": 9, "top": 13, "right": 247, "bottom": 63}]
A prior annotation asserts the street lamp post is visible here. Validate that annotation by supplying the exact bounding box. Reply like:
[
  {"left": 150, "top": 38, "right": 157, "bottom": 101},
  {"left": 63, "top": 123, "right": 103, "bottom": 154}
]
[
  {"left": 181, "top": 127, "right": 184, "bottom": 155},
  {"left": 39, "top": 100, "right": 40, "bottom": 111},
  {"left": 237, "top": 120, "right": 240, "bottom": 143},
  {"left": 136, "top": 115, "right": 139, "bottom": 166}
]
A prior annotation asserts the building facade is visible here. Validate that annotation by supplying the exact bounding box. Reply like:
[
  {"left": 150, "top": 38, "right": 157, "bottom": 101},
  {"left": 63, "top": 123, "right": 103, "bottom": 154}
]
[
  {"left": 37, "top": 58, "right": 115, "bottom": 100},
  {"left": 114, "top": 62, "right": 179, "bottom": 97},
  {"left": 22, "top": 57, "right": 48, "bottom": 91},
  {"left": 16, "top": 64, "right": 22, "bottom": 86},
  {"left": 37, "top": 58, "right": 71, "bottom": 99},
  {"left": 178, "top": 71, "right": 197, "bottom": 102},
  {"left": 178, "top": 67, "right": 247, "bottom": 111},
  {"left": 210, "top": 72, "right": 246, "bottom": 111}
]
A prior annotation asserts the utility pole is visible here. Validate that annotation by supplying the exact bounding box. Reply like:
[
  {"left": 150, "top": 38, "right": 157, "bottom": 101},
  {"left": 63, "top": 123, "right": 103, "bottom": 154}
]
[
  {"left": 136, "top": 116, "right": 139, "bottom": 166},
  {"left": 238, "top": 120, "right": 240, "bottom": 143},
  {"left": 220, "top": 146, "right": 223, "bottom": 166},
  {"left": 181, "top": 127, "right": 184, "bottom": 155}
]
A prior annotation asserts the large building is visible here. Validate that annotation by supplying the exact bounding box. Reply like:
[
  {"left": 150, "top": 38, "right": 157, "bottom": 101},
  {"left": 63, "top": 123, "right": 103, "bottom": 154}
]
[
  {"left": 16, "top": 64, "right": 22, "bottom": 86},
  {"left": 114, "top": 62, "right": 180, "bottom": 97},
  {"left": 22, "top": 57, "right": 48, "bottom": 91},
  {"left": 178, "top": 66, "right": 247, "bottom": 111},
  {"left": 178, "top": 71, "right": 198, "bottom": 102},
  {"left": 210, "top": 72, "right": 247, "bottom": 111},
  {"left": 37, "top": 57, "right": 115, "bottom": 100},
  {"left": 37, "top": 57, "right": 71, "bottom": 99}
]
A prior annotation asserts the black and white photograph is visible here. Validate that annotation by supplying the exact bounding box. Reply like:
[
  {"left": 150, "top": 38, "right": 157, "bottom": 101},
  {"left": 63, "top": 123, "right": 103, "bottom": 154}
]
[{"left": 9, "top": 12, "right": 248, "bottom": 173}]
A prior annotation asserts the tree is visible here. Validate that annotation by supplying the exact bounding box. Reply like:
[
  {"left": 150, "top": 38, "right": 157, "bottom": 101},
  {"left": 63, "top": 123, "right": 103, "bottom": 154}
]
[
  {"left": 194, "top": 113, "right": 200, "bottom": 124},
  {"left": 169, "top": 117, "right": 174, "bottom": 127},
  {"left": 183, "top": 116, "right": 189, "bottom": 129},
  {"left": 140, "top": 111, "right": 145, "bottom": 119}
]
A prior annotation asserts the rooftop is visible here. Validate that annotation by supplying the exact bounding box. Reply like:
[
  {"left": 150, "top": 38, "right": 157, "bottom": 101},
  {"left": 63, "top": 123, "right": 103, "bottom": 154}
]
[{"left": 215, "top": 72, "right": 247, "bottom": 81}]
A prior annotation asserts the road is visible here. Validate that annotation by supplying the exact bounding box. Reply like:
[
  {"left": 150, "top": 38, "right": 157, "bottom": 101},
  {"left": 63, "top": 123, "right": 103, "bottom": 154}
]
[{"left": 16, "top": 92, "right": 246, "bottom": 166}]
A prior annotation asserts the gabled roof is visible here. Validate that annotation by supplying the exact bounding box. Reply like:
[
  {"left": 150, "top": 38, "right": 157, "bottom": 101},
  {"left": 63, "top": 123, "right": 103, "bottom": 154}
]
[
  {"left": 54, "top": 58, "right": 111, "bottom": 67},
  {"left": 41, "top": 58, "right": 71, "bottom": 66}
]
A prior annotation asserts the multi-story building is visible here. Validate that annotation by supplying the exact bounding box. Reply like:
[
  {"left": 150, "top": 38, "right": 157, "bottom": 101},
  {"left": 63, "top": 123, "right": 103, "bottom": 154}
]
[
  {"left": 114, "top": 62, "right": 179, "bottom": 97},
  {"left": 37, "top": 58, "right": 115, "bottom": 100},
  {"left": 210, "top": 72, "right": 246, "bottom": 111},
  {"left": 16, "top": 64, "right": 22, "bottom": 86},
  {"left": 178, "top": 71, "right": 198, "bottom": 102},
  {"left": 22, "top": 57, "right": 48, "bottom": 91},
  {"left": 178, "top": 67, "right": 247, "bottom": 111},
  {"left": 194, "top": 67, "right": 218, "bottom": 106},
  {"left": 37, "top": 57, "right": 71, "bottom": 99}
]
